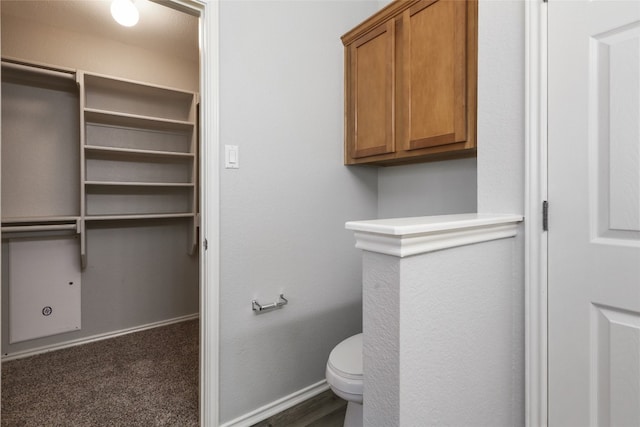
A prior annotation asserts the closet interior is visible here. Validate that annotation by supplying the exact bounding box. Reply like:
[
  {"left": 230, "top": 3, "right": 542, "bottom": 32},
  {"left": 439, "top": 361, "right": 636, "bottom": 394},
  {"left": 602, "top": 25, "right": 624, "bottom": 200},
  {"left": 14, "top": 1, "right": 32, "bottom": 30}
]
[{"left": 0, "top": 0, "right": 200, "bottom": 418}]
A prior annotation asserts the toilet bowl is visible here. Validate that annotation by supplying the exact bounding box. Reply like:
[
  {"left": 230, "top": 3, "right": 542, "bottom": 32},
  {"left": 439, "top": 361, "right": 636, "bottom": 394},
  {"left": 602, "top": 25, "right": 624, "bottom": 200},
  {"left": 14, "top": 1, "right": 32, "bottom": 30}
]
[{"left": 326, "top": 333, "right": 363, "bottom": 427}]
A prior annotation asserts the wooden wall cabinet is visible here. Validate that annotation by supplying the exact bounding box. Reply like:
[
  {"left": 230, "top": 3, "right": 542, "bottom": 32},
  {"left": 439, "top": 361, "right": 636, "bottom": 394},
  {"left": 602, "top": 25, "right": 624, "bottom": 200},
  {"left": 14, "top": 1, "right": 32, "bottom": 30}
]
[{"left": 342, "top": 0, "right": 477, "bottom": 166}]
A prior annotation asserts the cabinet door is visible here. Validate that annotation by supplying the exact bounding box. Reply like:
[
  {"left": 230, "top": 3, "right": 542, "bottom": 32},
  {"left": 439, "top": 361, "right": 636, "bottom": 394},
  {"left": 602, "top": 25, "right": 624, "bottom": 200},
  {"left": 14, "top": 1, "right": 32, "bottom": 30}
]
[
  {"left": 401, "top": 0, "right": 467, "bottom": 151},
  {"left": 346, "top": 20, "right": 395, "bottom": 159}
]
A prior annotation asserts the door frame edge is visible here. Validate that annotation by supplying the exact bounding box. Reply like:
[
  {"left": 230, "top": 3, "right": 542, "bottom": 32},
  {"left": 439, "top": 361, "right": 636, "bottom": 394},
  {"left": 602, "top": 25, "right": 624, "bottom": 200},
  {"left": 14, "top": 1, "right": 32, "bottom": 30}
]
[
  {"left": 197, "top": 0, "right": 220, "bottom": 425},
  {"left": 167, "top": 0, "right": 221, "bottom": 425},
  {"left": 525, "top": 1, "right": 548, "bottom": 426}
]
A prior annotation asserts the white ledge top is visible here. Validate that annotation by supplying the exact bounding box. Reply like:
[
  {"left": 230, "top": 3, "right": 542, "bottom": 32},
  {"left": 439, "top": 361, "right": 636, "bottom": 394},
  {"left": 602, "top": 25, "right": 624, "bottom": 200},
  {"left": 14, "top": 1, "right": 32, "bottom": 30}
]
[
  {"left": 346, "top": 213, "right": 523, "bottom": 235},
  {"left": 346, "top": 213, "right": 524, "bottom": 257}
]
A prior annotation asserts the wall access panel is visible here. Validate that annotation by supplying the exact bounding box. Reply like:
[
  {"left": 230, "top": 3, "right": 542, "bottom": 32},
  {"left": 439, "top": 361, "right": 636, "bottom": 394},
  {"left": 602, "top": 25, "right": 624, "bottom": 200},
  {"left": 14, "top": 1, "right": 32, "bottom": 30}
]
[{"left": 8, "top": 236, "right": 82, "bottom": 343}]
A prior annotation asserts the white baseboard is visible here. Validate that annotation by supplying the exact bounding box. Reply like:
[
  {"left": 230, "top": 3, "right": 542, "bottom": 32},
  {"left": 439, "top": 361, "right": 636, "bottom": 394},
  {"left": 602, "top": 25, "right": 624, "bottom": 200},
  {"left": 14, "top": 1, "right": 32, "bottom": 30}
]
[
  {"left": 2, "top": 313, "right": 199, "bottom": 362},
  {"left": 219, "top": 379, "right": 330, "bottom": 427}
]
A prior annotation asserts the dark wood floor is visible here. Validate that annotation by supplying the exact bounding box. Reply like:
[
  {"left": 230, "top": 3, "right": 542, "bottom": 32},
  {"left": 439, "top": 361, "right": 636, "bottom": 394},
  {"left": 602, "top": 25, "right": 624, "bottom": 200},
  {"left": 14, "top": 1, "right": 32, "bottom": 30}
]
[{"left": 251, "top": 389, "right": 346, "bottom": 427}]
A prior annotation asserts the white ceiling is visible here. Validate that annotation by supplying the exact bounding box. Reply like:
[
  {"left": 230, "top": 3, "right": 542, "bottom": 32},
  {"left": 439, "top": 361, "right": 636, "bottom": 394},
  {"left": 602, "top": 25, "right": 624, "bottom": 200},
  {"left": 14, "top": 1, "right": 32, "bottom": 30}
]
[{"left": 1, "top": 0, "right": 199, "bottom": 61}]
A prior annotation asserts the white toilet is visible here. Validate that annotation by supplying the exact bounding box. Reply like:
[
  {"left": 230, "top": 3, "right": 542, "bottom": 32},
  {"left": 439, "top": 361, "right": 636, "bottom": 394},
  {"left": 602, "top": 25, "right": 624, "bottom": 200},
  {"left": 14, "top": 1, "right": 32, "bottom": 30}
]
[{"left": 326, "top": 333, "right": 363, "bottom": 427}]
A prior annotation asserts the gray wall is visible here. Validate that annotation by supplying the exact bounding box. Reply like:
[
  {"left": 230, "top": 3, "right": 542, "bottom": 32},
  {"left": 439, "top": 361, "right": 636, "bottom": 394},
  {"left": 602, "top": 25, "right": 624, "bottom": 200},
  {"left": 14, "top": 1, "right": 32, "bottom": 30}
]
[
  {"left": 2, "top": 0, "right": 483, "bottom": 421},
  {"left": 2, "top": 223, "right": 199, "bottom": 354},
  {"left": 477, "top": 0, "right": 526, "bottom": 424},
  {"left": 1, "top": 11, "right": 199, "bottom": 355},
  {"left": 363, "top": 236, "right": 520, "bottom": 426},
  {"left": 371, "top": 0, "right": 478, "bottom": 221},
  {"left": 218, "top": 0, "right": 379, "bottom": 422},
  {"left": 1, "top": 13, "right": 198, "bottom": 92},
  {"left": 477, "top": 1, "right": 525, "bottom": 214},
  {"left": 369, "top": 1, "right": 527, "bottom": 423},
  {"left": 377, "top": 159, "right": 477, "bottom": 218},
  {"left": 218, "top": 0, "right": 479, "bottom": 422}
]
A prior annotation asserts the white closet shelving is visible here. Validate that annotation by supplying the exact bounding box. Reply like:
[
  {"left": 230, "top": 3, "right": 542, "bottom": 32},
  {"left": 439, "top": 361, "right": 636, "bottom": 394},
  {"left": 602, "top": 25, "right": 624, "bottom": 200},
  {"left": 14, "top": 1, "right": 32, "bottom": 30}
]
[
  {"left": 1, "top": 60, "right": 81, "bottom": 235},
  {"left": 79, "top": 71, "right": 199, "bottom": 266},
  {"left": 2, "top": 61, "right": 200, "bottom": 268}
]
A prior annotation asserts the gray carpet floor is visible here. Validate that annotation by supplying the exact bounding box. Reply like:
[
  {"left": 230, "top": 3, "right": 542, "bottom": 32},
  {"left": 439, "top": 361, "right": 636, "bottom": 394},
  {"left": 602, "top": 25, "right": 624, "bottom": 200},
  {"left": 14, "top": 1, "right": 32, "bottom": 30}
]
[{"left": 1, "top": 319, "right": 199, "bottom": 427}]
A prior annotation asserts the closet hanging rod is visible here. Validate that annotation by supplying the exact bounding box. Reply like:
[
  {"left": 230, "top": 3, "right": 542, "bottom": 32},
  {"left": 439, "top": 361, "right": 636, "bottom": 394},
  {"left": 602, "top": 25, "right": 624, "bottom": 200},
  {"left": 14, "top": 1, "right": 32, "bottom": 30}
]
[
  {"left": 2, "top": 215, "right": 80, "bottom": 224},
  {"left": 1, "top": 224, "right": 79, "bottom": 233},
  {"left": 1, "top": 61, "right": 75, "bottom": 81}
]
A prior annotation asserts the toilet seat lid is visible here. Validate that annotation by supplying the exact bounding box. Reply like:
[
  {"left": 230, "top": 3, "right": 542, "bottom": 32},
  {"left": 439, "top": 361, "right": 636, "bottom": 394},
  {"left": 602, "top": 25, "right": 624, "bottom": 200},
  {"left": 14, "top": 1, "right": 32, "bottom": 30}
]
[{"left": 328, "top": 333, "right": 362, "bottom": 380}]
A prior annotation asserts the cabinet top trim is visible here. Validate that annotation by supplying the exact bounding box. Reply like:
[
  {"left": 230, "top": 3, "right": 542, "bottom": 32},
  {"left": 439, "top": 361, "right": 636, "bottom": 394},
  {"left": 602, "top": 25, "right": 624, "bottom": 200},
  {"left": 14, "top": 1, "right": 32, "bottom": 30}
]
[
  {"left": 342, "top": 0, "right": 478, "bottom": 45},
  {"left": 342, "top": 0, "right": 427, "bottom": 45}
]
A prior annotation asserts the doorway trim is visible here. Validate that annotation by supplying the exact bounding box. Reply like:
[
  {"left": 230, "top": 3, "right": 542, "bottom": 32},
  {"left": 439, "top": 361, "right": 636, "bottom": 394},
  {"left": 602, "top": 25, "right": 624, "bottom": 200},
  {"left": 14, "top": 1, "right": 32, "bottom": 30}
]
[
  {"left": 525, "top": 1, "right": 548, "bottom": 426},
  {"left": 0, "top": 0, "right": 220, "bottom": 424},
  {"left": 164, "top": 0, "right": 220, "bottom": 425},
  {"left": 198, "top": 0, "right": 220, "bottom": 425}
]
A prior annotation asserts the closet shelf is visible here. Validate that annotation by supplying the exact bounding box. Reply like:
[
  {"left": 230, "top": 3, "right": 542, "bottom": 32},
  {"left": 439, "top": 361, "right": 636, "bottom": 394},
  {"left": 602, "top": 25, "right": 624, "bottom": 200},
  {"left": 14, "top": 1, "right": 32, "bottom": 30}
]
[
  {"left": 81, "top": 70, "right": 200, "bottom": 262},
  {"left": 85, "top": 145, "right": 194, "bottom": 159},
  {"left": 84, "top": 108, "right": 194, "bottom": 132},
  {"left": 85, "top": 213, "right": 195, "bottom": 221},
  {"left": 84, "top": 181, "right": 194, "bottom": 187},
  {"left": 84, "top": 71, "right": 195, "bottom": 98},
  {"left": 2, "top": 215, "right": 80, "bottom": 224}
]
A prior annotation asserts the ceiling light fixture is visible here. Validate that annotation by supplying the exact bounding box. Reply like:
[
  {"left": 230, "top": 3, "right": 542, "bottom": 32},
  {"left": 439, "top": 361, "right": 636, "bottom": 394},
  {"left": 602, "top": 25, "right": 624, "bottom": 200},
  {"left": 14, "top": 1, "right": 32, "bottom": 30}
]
[{"left": 111, "top": 0, "right": 139, "bottom": 27}]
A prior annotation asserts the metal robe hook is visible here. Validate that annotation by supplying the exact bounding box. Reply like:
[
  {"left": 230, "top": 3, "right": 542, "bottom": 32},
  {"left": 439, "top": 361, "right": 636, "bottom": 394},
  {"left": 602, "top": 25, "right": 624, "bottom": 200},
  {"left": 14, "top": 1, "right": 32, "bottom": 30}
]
[{"left": 252, "top": 294, "right": 288, "bottom": 313}]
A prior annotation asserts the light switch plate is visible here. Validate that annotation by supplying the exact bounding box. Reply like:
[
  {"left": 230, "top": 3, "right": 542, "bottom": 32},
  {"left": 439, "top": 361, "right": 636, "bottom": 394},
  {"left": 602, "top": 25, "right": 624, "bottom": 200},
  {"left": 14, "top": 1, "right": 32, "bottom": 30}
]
[{"left": 225, "top": 145, "right": 239, "bottom": 169}]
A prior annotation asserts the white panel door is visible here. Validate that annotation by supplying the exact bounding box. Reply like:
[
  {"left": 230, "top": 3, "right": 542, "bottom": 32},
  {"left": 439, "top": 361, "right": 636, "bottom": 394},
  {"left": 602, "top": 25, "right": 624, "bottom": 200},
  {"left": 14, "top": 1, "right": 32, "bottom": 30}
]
[{"left": 549, "top": 1, "right": 640, "bottom": 425}]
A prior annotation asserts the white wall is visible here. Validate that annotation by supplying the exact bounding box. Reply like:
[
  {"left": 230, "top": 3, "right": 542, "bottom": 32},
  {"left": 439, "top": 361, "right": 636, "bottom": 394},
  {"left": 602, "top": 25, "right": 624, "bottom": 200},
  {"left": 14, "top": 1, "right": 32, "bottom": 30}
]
[
  {"left": 218, "top": 0, "right": 379, "bottom": 422},
  {"left": 0, "top": 12, "right": 200, "bottom": 355}
]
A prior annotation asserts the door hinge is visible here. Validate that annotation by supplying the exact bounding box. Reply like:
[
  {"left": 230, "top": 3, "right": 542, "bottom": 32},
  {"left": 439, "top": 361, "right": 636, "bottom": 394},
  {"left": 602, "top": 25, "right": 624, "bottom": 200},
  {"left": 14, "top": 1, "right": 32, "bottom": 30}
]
[
  {"left": 542, "top": 201, "right": 549, "bottom": 232},
  {"left": 203, "top": 238, "right": 208, "bottom": 250}
]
